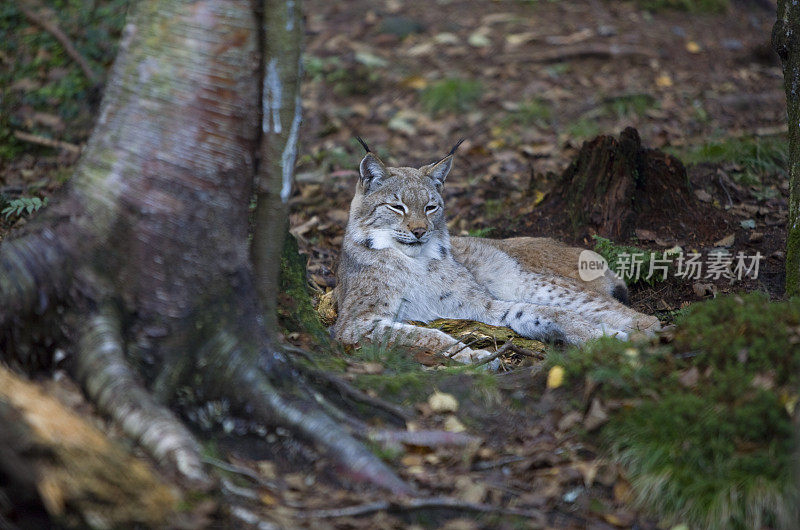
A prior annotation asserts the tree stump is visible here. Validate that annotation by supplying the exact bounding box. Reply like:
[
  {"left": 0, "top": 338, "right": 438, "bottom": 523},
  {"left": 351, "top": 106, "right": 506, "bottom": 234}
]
[{"left": 541, "top": 127, "right": 696, "bottom": 240}]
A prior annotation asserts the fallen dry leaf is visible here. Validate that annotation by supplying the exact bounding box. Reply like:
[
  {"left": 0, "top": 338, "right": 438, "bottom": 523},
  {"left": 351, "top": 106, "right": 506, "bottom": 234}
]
[
  {"left": 685, "top": 41, "right": 701, "bottom": 53},
  {"left": 428, "top": 391, "right": 459, "bottom": 413},
  {"left": 714, "top": 233, "right": 735, "bottom": 247},
  {"left": 583, "top": 398, "right": 609, "bottom": 432},
  {"left": 444, "top": 415, "right": 466, "bottom": 433}
]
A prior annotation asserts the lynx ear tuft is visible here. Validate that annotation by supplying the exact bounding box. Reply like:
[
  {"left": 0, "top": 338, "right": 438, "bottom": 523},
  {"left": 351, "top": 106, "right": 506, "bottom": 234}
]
[
  {"left": 359, "top": 152, "right": 388, "bottom": 193},
  {"left": 424, "top": 139, "right": 464, "bottom": 190},
  {"left": 355, "top": 136, "right": 371, "bottom": 153},
  {"left": 447, "top": 138, "right": 466, "bottom": 156}
]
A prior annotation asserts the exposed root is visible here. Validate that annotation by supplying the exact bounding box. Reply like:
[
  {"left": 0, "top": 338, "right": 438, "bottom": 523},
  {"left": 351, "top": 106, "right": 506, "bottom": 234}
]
[
  {"left": 211, "top": 352, "right": 410, "bottom": 494},
  {"left": 72, "top": 306, "right": 209, "bottom": 487},
  {"left": 304, "top": 364, "right": 412, "bottom": 423},
  {"left": 0, "top": 232, "right": 67, "bottom": 324},
  {"left": 202, "top": 456, "right": 280, "bottom": 491},
  {"left": 298, "top": 496, "right": 547, "bottom": 523}
]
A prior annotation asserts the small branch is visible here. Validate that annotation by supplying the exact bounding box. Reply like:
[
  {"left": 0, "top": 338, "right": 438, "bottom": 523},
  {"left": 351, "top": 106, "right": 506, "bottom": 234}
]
[
  {"left": 202, "top": 456, "right": 281, "bottom": 491},
  {"left": 16, "top": 1, "right": 99, "bottom": 84},
  {"left": 304, "top": 364, "right": 413, "bottom": 422},
  {"left": 472, "top": 342, "right": 514, "bottom": 367},
  {"left": 13, "top": 130, "right": 81, "bottom": 154},
  {"left": 498, "top": 44, "right": 657, "bottom": 64},
  {"left": 445, "top": 337, "right": 481, "bottom": 358},
  {"left": 367, "top": 429, "right": 481, "bottom": 448},
  {"left": 298, "top": 496, "right": 547, "bottom": 523},
  {"left": 472, "top": 455, "right": 528, "bottom": 471}
]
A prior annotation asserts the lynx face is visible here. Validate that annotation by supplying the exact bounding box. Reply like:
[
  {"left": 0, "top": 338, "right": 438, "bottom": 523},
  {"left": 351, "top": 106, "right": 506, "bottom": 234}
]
[{"left": 346, "top": 153, "right": 452, "bottom": 259}]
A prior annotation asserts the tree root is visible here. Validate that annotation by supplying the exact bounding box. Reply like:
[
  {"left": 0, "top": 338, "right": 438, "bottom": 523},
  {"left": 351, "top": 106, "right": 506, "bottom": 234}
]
[
  {"left": 297, "top": 496, "right": 547, "bottom": 523},
  {"left": 301, "top": 362, "right": 412, "bottom": 423},
  {"left": 0, "top": 230, "right": 68, "bottom": 324},
  {"left": 236, "top": 372, "right": 414, "bottom": 495},
  {"left": 72, "top": 306, "right": 209, "bottom": 487}
]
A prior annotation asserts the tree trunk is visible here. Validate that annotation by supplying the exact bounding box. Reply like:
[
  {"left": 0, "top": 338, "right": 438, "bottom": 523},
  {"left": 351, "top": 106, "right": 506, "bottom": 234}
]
[
  {"left": 773, "top": 4, "right": 800, "bottom": 528},
  {"left": 774, "top": 0, "right": 800, "bottom": 296},
  {"left": 0, "top": 0, "right": 410, "bottom": 521},
  {"left": 251, "top": 0, "right": 304, "bottom": 335}
]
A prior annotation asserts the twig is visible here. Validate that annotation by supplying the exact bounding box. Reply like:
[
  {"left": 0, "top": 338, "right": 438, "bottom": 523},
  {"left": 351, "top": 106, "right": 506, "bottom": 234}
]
[
  {"left": 368, "top": 429, "right": 481, "bottom": 448},
  {"left": 498, "top": 44, "right": 657, "bottom": 64},
  {"left": 13, "top": 130, "right": 81, "bottom": 154},
  {"left": 298, "top": 496, "right": 546, "bottom": 522},
  {"left": 202, "top": 456, "right": 281, "bottom": 491},
  {"left": 16, "top": 1, "right": 99, "bottom": 84},
  {"left": 282, "top": 344, "right": 414, "bottom": 422},
  {"left": 472, "top": 342, "right": 513, "bottom": 367},
  {"left": 472, "top": 455, "right": 528, "bottom": 471},
  {"left": 445, "top": 337, "right": 481, "bottom": 358},
  {"left": 306, "top": 365, "right": 413, "bottom": 422},
  {"left": 475, "top": 339, "right": 545, "bottom": 366}
]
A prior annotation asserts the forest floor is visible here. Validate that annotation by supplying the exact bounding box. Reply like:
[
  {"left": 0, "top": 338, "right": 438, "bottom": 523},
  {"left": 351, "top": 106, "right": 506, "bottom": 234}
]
[{"left": 0, "top": 0, "right": 790, "bottom": 528}]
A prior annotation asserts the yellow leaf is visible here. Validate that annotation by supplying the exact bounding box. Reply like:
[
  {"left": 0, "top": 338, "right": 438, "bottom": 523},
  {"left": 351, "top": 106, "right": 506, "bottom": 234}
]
[
  {"left": 547, "top": 365, "right": 565, "bottom": 389},
  {"left": 487, "top": 138, "right": 505, "bottom": 150},
  {"left": 656, "top": 74, "right": 673, "bottom": 88},
  {"left": 401, "top": 75, "right": 428, "bottom": 90},
  {"left": 532, "top": 189, "right": 545, "bottom": 206},
  {"left": 685, "top": 41, "right": 701, "bottom": 53}
]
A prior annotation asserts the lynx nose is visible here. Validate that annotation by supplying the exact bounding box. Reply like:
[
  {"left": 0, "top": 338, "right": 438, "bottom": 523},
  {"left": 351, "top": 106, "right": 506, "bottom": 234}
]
[{"left": 410, "top": 227, "right": 427, "bottom": 239}]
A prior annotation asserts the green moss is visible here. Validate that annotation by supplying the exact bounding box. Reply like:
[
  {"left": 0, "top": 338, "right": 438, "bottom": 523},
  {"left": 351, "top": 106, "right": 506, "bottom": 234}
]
[
  {"left": 278, "top": 234, "right": 329, "bottom": 344},
  {"left": 502, "top": 98, "right": 553, "bottom": 128},
  {"left": 592, "top": 235, "right": 671, "bottom": 286},
  {"left": 565, "top": 118, "right": 600, "bottom": 141},
  {"left": 0, "top": 0, "right": 128, "bottom": 160},
  {"left": 349, "top": 339, "right": 501, "bottom": 406},
  {"left": 548, "top": 293, "right": 800, "bottom": 529},
  {"left": 602, "top": 94, "right": 657, "bottom": 119},
  {"left": 669, "top": 135, "right": 787, "bottom": 187},
  {"left": 420, "top": 78, "right": 483, "bottom": 115}
]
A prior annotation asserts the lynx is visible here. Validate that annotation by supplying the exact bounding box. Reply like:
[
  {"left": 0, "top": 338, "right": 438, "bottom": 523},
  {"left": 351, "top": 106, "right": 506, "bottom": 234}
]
[{"left": 333, "top": 139, "right": 660, "bottom": 364}]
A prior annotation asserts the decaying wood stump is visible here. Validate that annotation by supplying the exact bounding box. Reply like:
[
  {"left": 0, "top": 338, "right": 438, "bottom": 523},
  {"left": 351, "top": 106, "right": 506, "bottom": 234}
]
[
  {"left": 541, "top": 127, "right": 696, "bottom": 240},
  {"left": 0, "top": 366, "right": 176, "bottom": 528}
]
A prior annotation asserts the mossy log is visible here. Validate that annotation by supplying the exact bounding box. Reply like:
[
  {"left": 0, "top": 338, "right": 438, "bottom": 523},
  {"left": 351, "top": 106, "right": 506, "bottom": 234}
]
[
  {"left": 315, "top": 292, "right": 545, "bottom": 354},
  {"left": 0, "top": 366, "right": 176, "bottom": 528},
  {"left": 540, "top": 127, "right": 695, "bottom": 239},
  {"left": 423, "top": 319, "right": 547, "bottom": 352}
]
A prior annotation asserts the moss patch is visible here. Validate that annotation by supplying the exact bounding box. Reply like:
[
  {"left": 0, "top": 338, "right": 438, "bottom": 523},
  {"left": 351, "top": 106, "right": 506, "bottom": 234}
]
[
  {"left": 548, "top": 293, "right": 800, "bottom": 529},
  {"left": 278, "top": 234, "right": 329, "bottom": 344}
]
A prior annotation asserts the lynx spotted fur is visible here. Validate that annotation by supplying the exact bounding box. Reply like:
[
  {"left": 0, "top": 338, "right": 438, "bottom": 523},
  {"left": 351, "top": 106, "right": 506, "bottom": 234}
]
[{"left": 333, "top": 140, "right": 660, "bottom": 364}]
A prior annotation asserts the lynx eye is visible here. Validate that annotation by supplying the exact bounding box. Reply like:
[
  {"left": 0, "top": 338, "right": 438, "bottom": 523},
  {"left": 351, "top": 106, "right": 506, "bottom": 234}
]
[
  {"left": 425, "top": 204, "right": 439, "bottom": 214},
  {"left": 384, "top": 203, "right": 406, "bottom": 214}
]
